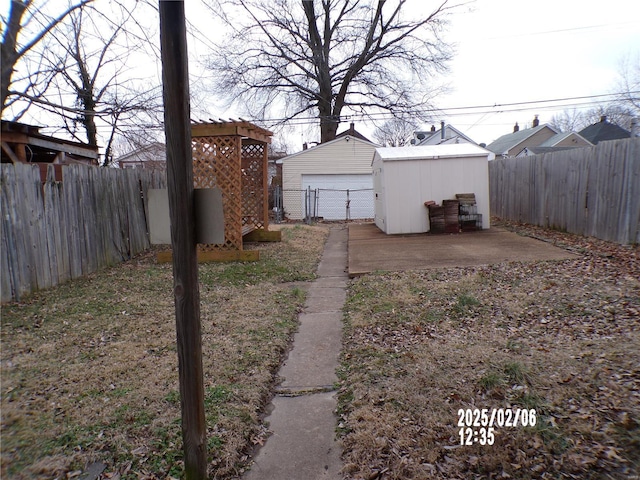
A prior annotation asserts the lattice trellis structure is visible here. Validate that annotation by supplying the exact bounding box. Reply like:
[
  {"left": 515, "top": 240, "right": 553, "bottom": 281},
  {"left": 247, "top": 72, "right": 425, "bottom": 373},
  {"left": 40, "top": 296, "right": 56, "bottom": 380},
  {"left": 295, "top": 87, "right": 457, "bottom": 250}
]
[
  {"left": 242, "top": 141, "right": 267, "bottom": 231},
  {"left": 191, "top": 120, "right": 272, "bottom": 259}
]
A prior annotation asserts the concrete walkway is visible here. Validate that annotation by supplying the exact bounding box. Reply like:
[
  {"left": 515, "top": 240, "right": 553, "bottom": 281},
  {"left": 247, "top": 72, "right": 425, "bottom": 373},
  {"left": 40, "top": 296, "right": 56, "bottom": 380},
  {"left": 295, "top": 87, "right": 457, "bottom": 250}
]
[{"left": 243, "top": 226, "right": 347, "bottom": 480}]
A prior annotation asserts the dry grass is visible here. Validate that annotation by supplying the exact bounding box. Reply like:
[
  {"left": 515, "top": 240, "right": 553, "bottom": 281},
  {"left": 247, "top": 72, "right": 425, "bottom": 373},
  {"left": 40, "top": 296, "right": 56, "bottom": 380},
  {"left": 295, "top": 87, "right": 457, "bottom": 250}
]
[
  {"left": 1, "top": 224, "right": 329, "bottom": 479},
  {"left": 338, "top": 220, "right": 640, "bottom": 479}
]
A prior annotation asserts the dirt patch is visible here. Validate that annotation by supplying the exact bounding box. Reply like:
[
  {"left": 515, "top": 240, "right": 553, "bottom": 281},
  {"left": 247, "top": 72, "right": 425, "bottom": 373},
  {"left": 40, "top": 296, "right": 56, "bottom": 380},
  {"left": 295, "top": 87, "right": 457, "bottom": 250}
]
[
  {"left": 1, "top": 225, "right": 329, "bottom": 479},
  {"left": 338, "top": 219, "right": 639, "bottom": 479}
]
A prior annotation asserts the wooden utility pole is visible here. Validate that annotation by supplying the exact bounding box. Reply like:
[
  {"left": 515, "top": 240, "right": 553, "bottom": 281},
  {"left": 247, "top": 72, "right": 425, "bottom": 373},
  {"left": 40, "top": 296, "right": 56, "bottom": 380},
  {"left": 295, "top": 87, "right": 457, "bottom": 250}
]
[{"left": 158, "top": 1, "right": 207, "bottom": 478}]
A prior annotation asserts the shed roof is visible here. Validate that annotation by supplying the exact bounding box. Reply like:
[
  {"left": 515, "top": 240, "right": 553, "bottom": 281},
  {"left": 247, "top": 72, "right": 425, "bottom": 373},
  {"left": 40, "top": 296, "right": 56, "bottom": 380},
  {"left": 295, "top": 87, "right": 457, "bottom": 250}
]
[
  {"left": 374, "top": 144, "right": 491, "bottom": 162},
  {"left": 1, "top": 119, "right": 99, "bottom": 164}
]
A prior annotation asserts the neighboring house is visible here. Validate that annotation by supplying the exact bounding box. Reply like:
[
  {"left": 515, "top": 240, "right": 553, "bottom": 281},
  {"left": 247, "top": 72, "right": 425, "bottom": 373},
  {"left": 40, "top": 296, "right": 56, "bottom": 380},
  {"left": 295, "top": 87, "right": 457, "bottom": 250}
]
[
  {"left": 579, "top": 116, "right": 631, "bottom": 145},
  {"left": 1, "top": 120, "right": 100, "bottom": 180},
  {"left": 117, "top": 142, "right": 166, "bottom": 171},
  {"left": 277, "top": 133, "right": 378, "bottom": 220},
  {"left": 268, "top": 151, "right": 286, "bottom": 187},
  {"left": 516, "top": 131, "right": 592, "bottom": 157},
  {"left": 517, "top": 146, "right": 579, "bottom": 157},
  {"left": 486, "top": 117, "right": 559, "bottom": 158},
  {"left": 412, "top": 121, "right": 478, "bottom": 146},
  {"left": 335, "top": 122, "right": 373, "bottom": 143}
]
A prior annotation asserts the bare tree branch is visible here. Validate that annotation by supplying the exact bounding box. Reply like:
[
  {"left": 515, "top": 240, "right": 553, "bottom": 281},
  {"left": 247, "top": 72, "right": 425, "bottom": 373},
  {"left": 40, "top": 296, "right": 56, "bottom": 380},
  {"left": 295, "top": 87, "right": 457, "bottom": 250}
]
[
  {"left": 1, "top": 0, "right": 92, "bottom": 112},
  {"left": 204, "top": 0, "right": 457, "bottom": 142},
  {"left": 4, "top": 0, "right": 164, "bottom": 165},
  {"left": 373, "top": 117, "right": 416, "bottom": 146}
]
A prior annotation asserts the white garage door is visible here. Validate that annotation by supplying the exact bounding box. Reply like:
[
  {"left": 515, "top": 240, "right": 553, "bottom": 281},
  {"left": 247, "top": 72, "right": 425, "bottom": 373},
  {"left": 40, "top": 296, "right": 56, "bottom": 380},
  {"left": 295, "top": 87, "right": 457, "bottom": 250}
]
[{"left": 302, "top": 174, "right": 374, "bottom": 220}]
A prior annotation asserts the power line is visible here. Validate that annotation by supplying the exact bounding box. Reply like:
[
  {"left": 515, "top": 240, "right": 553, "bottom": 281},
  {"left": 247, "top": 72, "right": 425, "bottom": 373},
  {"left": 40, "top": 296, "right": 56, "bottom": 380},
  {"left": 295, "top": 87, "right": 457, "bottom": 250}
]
[
  {"left": 428, "top": 92, "right": 637, "bottom": 112},
  {"left": 260, "top": 90, "right": 638, "bottom": 126},
  {"left": 31, "top": 89, "right": 640, "bottom": 134},
  {"left": 485, "top": 21, "right": 640, "bottom": 40}
]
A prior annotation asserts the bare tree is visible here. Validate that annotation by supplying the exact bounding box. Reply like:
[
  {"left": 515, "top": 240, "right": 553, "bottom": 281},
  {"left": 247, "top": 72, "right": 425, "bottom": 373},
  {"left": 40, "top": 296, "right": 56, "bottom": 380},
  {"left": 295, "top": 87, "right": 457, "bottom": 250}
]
[
  {"left": 3, "top": 1, "right": 164, "bottom": 165},
  {"left": 551, "top": 55, "right": 640, "bottom": 134},
  {"left": 549, "top": 109, "right": 587, "bottom": 133},
  {"left": 204, "top": 0, "right": 455, "bottom": 143},
  {"left": 587, "top": 104, "right": 636, "bottom": 131},
  {"left": 615, "top": 53, "right": 640, "bottom": 123},
  {"left": 1, "top": 0, "right": 92, "bottom": 114},
  {"left": 551, "top": 104, "right": 636, "bottom": 133},
  {"left": 43, "top": 3, "right": 163, "bottom": 164},
  {"left": 373, "top": 117, "right": 415, "bottom": 146}
]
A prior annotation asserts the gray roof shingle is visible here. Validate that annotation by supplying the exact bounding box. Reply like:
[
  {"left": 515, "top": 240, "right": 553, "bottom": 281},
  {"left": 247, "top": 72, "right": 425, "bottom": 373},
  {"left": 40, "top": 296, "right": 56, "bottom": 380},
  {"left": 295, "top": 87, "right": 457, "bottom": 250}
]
[
  {"left": 579, "top": 121, "right": 630, "bottom": 145},
  {"left": 486, "top": 124, "right": 557, "bottom": 155}
]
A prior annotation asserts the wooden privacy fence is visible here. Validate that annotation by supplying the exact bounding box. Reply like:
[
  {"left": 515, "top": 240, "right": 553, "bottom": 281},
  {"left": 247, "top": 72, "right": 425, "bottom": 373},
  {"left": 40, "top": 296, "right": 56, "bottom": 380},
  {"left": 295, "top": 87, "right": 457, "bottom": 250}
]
[
  {"left": 1, "top": 163, "right": 166, "bottom": 302},
  {"left": 489, "top": 137, "right": 640, "bottom": 245}
]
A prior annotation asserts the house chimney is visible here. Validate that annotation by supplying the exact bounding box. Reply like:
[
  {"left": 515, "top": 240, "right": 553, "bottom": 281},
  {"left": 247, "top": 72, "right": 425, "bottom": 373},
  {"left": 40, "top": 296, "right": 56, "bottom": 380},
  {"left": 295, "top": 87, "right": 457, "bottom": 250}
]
[
  {"left": 350, "top": 122, "right": 355, "bottom": 134},
  {"left": 631, "top": 118, "right": 639, "bottom": 137},
  {"left": 430, "top": 125, "right": 436, "bottom": 132},
  {"left": 513, "top": 122, "right": 520, "bottom": 133},
  {"left": 303, "top": 142, "right": 308, "bottom": 150},
  {"left": 600, "top": 115, "right": 607, "bottom": 123},
  {"left": 532, "top": 115, "right": 539, "bottom": 128},
  {"left": 441, "top": 121, "right": 445, "bottom": 139}
]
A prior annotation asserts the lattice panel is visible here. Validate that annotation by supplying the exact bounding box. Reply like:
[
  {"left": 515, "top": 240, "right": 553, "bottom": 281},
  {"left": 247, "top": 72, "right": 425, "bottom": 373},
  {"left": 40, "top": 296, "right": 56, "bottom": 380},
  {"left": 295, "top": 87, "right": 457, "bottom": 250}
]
[
  {"left": 192, "top": 135, "right": 242, "bottom": 251},
  {"left": 241, "top": 142, "right": 267, "bottom": 231}
]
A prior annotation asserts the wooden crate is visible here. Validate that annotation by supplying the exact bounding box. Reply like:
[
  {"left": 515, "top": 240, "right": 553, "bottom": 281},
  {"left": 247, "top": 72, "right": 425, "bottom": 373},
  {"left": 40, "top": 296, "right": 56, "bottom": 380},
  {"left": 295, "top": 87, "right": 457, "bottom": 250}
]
[
  {"left": 443, "top": 199, "right": 460, "bottom": 233},
  {"left": 428, "top": 204, "right": 445, "bottom": 234}
]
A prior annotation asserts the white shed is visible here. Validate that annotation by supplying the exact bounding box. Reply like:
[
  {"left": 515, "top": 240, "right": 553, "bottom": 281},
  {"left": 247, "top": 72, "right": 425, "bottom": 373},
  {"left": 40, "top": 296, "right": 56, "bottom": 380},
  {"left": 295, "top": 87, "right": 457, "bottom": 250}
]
[
  {"left": 372, "top": 144, "right": 491, "bottom": 234},
  {"left": 278, "top": 135, "right": 378, "bottom": 220}
]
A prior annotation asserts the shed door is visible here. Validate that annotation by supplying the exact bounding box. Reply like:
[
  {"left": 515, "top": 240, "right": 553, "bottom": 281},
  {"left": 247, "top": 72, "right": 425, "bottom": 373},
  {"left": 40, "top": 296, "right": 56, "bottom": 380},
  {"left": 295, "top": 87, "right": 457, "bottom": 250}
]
[
  {"left": 373, "top": 166, "right": 385, "bottom": 231},
  {"left": 302, "top": 174, "right": 374, "bottom": 220}
]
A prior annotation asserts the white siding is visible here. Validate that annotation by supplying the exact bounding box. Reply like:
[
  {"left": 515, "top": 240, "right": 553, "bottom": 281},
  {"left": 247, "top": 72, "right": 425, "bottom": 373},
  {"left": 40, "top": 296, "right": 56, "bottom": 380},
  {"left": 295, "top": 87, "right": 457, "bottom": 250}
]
[
  {"left": 280, "top": 137, "right": 377, "bottom": 219},
  {"left": 373, "top": 145, "right": 491, "bottom": 234}
]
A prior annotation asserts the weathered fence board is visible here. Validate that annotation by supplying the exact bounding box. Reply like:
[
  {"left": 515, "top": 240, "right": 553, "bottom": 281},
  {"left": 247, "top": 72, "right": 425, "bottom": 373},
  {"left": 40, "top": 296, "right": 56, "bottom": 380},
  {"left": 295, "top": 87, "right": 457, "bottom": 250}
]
[
  {"left": 1, "top": 163, "right": 166, "bottom": 302},
  {"left": 489, "top": 137, "right": 640, "bottom": 245}
]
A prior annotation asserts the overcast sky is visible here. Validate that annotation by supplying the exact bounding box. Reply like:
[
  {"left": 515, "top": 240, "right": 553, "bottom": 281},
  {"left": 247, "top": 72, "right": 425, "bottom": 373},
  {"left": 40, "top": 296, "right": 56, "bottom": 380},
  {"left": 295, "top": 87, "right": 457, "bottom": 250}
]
[
  {"left": 422, "top": 0, "right": 640, "bottom": 144},
  {"left": 183, "top": 0, "right": 640, "bottom": 148},
  {"left": 3, "top": 0, "right": 639, "bottom": 151}
]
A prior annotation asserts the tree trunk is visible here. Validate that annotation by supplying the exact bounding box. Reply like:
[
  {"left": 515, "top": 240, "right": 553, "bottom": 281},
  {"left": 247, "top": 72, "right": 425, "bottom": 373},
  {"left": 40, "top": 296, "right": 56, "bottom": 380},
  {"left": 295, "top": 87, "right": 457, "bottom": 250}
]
[
  {"left": 320, "top": 115, "right": 339, "bottom": 143},
  {"left": 1, "top": 1, "right": 27, "bottom": 113}
]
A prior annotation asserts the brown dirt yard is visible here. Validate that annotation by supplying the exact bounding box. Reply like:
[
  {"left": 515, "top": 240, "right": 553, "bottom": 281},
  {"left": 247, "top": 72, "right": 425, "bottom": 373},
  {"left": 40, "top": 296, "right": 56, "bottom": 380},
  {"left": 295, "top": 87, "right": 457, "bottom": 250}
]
[
  {"left": 1, "top": 225, "right": 329, "bottom": 479},
  {"left": 338, "top": 219, "right": 639, "bottom": 479},
  {"left": 2, "top": 220, "right": 639, "bottom": 480}
]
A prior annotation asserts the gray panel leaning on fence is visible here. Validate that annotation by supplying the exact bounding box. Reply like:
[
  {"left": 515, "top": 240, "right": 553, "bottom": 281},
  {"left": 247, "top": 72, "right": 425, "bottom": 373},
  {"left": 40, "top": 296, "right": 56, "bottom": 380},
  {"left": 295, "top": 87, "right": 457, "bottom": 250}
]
[
  {"left": 1, "top": 163, "right": 167, "bottom": 302},
  {"left": 489, "top": 137, "right": 640, "bottom": 245}
]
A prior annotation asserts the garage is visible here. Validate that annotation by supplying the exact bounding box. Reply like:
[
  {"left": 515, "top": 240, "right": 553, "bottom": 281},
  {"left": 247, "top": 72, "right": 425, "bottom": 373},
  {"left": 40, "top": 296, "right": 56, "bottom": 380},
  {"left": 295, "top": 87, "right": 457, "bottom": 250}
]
[
  {"left": 277, "top": 134, "right": 378, "bottom": 220},
  {"left": 301, "top": 174, "right": 374, "bottom": 220}
]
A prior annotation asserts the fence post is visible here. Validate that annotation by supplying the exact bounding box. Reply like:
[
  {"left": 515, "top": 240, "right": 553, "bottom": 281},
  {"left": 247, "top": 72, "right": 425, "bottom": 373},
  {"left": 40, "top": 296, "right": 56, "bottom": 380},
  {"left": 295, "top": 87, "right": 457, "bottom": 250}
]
[
  {"left": 304, "top": 186, "right": 311, "bottom": 225},
  {"left": 274, "top": 185, "right": 283, "bottom": 223},
  {"left": 314, "top": 188, "right": 319, "bottom": 222},
  {"left": 346, "top": 189, "right": 350, "bottom": 221}
]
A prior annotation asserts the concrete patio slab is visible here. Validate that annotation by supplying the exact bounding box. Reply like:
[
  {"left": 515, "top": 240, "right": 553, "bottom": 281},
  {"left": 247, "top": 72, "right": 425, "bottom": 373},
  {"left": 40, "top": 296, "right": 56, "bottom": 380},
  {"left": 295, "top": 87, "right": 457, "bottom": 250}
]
[{"left": 348, "top": 223, "right": 577, "bottom": 277}]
